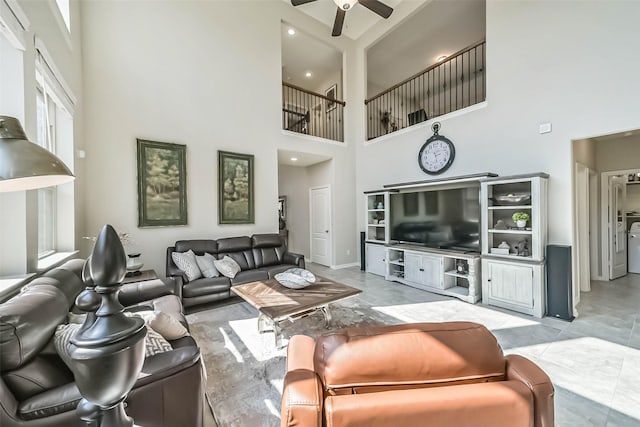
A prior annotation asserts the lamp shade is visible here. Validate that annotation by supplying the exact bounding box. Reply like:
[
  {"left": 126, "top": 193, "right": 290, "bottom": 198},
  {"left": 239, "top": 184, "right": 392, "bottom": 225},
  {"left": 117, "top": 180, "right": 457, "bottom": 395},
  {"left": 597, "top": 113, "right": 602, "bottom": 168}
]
[{"left": 0, "top": 115, "right": 74, "bottom": 192}]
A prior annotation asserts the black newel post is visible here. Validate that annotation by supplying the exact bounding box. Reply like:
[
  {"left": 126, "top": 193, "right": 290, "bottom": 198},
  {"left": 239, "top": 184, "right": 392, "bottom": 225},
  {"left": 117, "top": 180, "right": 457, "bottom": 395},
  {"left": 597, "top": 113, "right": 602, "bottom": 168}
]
[{"left": 70, "top": 225, "right": 147, "bottom": 427}]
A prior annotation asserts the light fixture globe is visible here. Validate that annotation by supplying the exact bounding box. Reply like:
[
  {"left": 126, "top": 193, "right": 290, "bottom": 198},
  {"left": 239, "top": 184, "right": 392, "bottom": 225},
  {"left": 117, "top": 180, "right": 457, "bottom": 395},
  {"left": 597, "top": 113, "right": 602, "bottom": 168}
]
[
  {"left": 0, "top": 115, "right": 75, "bottom": 192},
  {"left": 333, "top": 0, "right": 357, "bottom": 11}
]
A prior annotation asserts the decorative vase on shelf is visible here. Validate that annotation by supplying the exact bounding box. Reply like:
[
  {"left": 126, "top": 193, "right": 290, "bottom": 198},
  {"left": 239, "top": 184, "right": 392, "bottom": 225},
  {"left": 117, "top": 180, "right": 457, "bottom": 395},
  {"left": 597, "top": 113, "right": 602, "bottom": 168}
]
[
  {"left": 377, "top": 202, "right": 384, "bottom": 209},
  {"left": 126, "top": 253, "right": 143, "bottom": 277},
  {"left": 516, "top": 220, "right": 527, "bottom": 228}
]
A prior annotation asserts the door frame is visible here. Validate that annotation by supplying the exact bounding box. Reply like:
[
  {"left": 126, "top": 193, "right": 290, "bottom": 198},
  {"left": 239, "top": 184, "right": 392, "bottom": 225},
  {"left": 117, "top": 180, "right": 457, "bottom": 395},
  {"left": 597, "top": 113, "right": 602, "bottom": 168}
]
[
  {"left": 309, "top": 184, "right": 333, "bottom": 266},
  {"left": 600, "top": 169, "right": 638, "bottom": 279},
  {"left": 573, "top": 162, "right": 590, "bottom": 301}
]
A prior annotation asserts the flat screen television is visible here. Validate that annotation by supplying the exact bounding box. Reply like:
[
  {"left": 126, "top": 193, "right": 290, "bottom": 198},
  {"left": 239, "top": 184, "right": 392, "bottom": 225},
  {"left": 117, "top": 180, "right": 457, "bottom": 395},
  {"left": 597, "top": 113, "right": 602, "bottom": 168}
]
[{"left": 390, "top": 186, "right": 480, "bottom": 252}]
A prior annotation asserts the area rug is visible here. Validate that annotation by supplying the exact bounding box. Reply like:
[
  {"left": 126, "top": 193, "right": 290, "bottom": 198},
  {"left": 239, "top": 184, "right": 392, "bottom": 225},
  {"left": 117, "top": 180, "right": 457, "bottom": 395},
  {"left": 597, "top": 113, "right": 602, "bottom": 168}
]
[{"left": 187, "top": 295, "right": 391, "bottom": 427}]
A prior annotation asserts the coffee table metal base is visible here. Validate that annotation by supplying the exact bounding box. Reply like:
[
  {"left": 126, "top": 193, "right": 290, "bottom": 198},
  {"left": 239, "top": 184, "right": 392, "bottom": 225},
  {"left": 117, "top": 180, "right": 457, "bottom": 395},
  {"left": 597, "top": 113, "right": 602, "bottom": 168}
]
[{"left": 257, "top": 305, "right": 332, "bottom": 349}]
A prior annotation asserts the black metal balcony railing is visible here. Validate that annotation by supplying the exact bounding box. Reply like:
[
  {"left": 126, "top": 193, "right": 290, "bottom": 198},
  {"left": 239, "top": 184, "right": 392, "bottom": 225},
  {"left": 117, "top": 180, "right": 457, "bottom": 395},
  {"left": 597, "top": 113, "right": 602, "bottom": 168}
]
[
  {"left": 365, "top": 40, "right": 486, "bottom": 140},
  {"left": 282, "top": 82, "right": 345, "bottom": 142}
]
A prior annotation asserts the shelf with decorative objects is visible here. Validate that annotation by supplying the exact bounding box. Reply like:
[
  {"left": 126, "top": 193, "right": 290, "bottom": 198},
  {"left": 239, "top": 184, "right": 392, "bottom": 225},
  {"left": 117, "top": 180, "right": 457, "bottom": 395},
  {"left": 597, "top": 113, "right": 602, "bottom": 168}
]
[
  {"left": 480, "top": 173, "right": 549, "bottom": 317},
  {"left": 364, "top": 190, "right": 393, "bottom": 243}
]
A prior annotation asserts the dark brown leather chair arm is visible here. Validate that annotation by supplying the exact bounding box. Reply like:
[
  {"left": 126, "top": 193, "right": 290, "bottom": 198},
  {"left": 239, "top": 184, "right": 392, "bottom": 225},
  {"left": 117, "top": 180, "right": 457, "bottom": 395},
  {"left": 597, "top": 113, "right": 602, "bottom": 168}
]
[
  {"left": 284, "top": 252, "right": 305, "bottom": 269},
  {"left": 505, "top": 354, "right": 554, "bottom": 427}
]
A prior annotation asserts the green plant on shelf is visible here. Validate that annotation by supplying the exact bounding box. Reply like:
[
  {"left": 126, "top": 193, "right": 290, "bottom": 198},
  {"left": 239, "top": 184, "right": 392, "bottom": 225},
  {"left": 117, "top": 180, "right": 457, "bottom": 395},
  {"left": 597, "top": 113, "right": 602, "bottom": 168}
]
[{"left": 512, "top": 212, "right": 530, "bottom": 222}]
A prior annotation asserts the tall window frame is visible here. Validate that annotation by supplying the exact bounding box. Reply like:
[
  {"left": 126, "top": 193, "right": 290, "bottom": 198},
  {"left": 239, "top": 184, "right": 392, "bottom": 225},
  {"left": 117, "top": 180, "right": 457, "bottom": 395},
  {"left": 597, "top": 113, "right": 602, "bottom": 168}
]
[{"left": 35, "top": 82, "right": 58, "bottom": 258}]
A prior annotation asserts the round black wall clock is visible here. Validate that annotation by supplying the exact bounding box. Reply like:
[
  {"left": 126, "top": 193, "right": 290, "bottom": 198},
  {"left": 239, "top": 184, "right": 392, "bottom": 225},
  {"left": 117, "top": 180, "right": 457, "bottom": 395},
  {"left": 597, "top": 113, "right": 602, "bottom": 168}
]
[{"left": 418, "top": 123, "right": 455, "bottom": 175}]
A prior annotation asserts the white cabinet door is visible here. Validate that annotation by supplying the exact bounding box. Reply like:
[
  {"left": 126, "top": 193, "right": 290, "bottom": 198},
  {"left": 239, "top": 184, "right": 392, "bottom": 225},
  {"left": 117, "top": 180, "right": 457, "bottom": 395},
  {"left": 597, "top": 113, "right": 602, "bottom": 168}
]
[
  {"left": 482, "top": 259, "right": 544, "bottom": 317},
  {"left": 365, "top": 244, "right": 387, "bottom": 277},
  {"left": 421, "top": 255, "right": 443, "bottom": 289},
  {"left": 404, "top": 252, "right": 443, "bottom": 288},
  {"left": 404, "top": 253, "right": 423, "bottom": 284},
  {"left": 486, "top": 261, "right": 533, "bottom": 308}
]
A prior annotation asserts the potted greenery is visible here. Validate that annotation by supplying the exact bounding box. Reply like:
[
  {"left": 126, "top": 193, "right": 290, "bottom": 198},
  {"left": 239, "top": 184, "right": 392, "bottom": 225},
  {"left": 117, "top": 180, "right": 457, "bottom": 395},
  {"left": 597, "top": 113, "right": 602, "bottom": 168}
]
[{"left": 512, "top": 212, "right": 530, "bottom": 228}]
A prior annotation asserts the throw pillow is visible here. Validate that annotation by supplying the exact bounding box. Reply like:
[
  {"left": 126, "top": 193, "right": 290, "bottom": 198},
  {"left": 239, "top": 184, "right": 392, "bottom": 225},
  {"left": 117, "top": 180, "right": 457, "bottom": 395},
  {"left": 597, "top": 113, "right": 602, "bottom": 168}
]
[
  {"left": 148, "top": 311, "right": 189, "bottom": 341},
  {"left": 214, "top": 256, "right": 241, "bottom": 279},
  {"left": 171, "top": 250, "right": 202, "bottom": 282},
  {"left": 195, "top": 253, "right": 220, "bottom": 278},
  {"left": 54, "top": 323, "right": 173, "bottom": 372},
  {"left": 126, "top": 310, "right": 189, "bottom": 341},
  {"left": 144, "top": 327, "right": 174, "bottom": 357}
]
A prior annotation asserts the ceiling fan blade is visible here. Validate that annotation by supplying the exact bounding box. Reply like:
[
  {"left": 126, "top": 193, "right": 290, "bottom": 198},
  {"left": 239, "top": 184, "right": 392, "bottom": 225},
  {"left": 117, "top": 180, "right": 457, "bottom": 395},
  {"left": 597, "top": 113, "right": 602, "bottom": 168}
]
[
  {"left": 332, "top": 8, "right": 346, "bottom": 37},
  {"left": 291, "top": 0, "right": 317, "bottom": 6},
  {"left": 359, "top": 0, "right": 393, "bottom": 19}
]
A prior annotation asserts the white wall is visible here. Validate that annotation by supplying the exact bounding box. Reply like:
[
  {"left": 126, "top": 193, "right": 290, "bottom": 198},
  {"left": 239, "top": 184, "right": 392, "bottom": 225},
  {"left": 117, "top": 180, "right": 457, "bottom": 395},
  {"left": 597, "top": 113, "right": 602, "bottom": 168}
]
[
  {"left": 595, "top": 135, "right": 640, "bottom": 172},
  {"left": 278, "top": 165, "right": 310, "bottom": 257},
  {"left": 354, "top": 0, "right": 640, "bottom": 250},
  {"left": 80, "top": 1, "right": 358, "bottom": 273}
]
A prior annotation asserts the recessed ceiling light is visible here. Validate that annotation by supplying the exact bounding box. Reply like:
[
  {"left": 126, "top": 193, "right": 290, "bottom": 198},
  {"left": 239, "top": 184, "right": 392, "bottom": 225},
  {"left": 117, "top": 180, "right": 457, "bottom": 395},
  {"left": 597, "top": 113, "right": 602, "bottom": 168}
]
[
  {"left": 288, "top": 28, "right": 296, "bottom": 36},
  {"left": 436, "top": 55, "right": 448, "bottom": 62},
  {"left": 305, "top": 72, "right": 312, "bottom": 78},
  {"left": 291, "top": 157, "right": 298, "bottom": 161}
]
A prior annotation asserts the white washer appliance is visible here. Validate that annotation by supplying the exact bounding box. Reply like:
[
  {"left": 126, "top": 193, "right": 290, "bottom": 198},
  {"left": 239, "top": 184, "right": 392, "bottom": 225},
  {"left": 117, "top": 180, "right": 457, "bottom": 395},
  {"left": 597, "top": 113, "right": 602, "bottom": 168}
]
[{"left": 629, "top": 222, "right": 640, "bottom": 274}]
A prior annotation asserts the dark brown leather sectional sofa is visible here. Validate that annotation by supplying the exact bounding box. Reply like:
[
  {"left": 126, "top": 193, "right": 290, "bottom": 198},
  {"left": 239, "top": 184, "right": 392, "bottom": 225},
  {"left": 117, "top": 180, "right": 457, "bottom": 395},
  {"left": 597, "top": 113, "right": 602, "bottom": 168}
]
[
  {"left": 166, "top": 233, "right": 305, "bottom": 308},
  {"left": 0, "top": 259, "right": 205, "bottom": 427}
]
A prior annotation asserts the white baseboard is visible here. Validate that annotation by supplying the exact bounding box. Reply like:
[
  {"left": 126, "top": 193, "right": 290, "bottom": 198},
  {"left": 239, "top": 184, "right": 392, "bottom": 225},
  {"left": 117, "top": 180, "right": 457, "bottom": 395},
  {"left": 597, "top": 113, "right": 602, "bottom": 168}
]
[{"left": 330, "top": 262, "right": 360, "bottom": 270}]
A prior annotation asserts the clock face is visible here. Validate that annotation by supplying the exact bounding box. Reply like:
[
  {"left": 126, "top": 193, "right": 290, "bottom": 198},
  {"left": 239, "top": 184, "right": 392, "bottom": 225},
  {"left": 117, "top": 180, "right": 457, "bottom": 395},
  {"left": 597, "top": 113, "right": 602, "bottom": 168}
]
[{"left": 418, "top": 136, "right": 455, "bottom": 175}]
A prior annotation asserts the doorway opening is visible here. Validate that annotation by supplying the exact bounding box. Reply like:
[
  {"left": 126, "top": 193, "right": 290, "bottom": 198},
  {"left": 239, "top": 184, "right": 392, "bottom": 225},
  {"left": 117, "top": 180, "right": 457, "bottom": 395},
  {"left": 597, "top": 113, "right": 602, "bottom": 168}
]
[
  {"left": 277, "top": 149, "right": 334, "bottom": 267},
  {"left": 572, "top": 129, "right": 640, "bottom": 310}
]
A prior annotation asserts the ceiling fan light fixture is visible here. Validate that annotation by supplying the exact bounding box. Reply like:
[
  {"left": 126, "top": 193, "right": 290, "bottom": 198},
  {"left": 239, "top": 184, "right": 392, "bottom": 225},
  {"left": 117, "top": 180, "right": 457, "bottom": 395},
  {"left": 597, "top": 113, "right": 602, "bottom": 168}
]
[{"left": 333, "top": 0, "right": 357, "bottom": 11}]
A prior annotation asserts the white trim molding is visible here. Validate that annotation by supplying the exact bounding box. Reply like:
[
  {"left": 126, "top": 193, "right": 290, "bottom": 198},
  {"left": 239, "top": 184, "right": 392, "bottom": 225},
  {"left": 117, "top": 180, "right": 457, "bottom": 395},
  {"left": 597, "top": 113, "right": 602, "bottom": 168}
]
[
  {"left": 0, "top": 0, "right": 28, "bottom": 50},
  {"left": 330, "top": 262, "right": 359, "bottom": 270}
]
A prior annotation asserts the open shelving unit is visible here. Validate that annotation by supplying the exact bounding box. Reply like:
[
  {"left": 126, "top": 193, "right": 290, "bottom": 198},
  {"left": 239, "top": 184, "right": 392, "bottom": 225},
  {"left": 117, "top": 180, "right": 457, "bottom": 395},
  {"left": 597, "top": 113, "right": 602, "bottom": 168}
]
[{"left": 480, "top": 173, "right": 549, "bottom": 317}]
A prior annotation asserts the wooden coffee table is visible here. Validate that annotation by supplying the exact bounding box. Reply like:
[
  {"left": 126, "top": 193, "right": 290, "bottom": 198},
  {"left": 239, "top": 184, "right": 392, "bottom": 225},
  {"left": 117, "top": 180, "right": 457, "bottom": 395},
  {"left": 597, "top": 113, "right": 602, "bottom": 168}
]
[{"left": 231, "top": 277, "right": 362, "bottom": 348}]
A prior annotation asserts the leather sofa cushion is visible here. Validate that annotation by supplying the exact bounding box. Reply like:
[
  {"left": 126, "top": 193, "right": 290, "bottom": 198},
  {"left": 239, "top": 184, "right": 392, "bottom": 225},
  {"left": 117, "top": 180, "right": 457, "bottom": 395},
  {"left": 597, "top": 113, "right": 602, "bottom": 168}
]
[
  {"left": 253, "top": 246, "right": 286, "bottom": 268},
  {"left": 217, "top": 236, "right": 251, "bottom": 252},
  {"left": 0, "top": 286, "right": 69, "bottom": 371},
  {"left": 175, "top": 239, "right": 217, "bottom": 255},
  {"left": 230, "top": 270, "right": 269, "bottom": 285},
  {"left": 18, "top": 382, "right": 81, "bottom": 421},
  {"left": 254, "top": 264, "right": 298, "bottom": 278},
  {"left": 323, "top": 380, "right": 532, "bottom": 427},
  {"left": 118, "top": 278, "right": 174, "bottom": 307},
  {"left": 182, "top": 277, "right": 231, "bottom": 298},
  {"left": 251, "top": 234, "right": 282, "bottom": 248},
  {"left": 217, "top": 250, "right": 255, "bottom": 271},
  {"left": 2, "top": 355, "right": 73, "bottom": 401},
  {"left": 40, "top": 259, "right": 85, "bottom": 305},
  {"left": 314, "top": 322, "right": 505, "bottom": 391}
]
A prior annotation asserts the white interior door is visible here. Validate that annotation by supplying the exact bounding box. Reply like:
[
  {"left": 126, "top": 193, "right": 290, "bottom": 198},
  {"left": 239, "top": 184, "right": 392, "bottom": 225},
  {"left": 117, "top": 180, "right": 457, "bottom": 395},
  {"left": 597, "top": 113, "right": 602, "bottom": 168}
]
[
  {"left": 310, "top": 186, "right": 331, "bottom": 266},
  {"left": 609, "top": 176, "right": 627, "bottom": 279}
]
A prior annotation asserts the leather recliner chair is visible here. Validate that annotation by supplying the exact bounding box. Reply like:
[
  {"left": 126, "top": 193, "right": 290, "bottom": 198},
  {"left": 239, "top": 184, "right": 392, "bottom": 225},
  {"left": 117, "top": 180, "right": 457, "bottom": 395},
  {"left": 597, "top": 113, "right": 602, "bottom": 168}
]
[{"left": 281, "top": 322, "right": 554, "bottom": 427}]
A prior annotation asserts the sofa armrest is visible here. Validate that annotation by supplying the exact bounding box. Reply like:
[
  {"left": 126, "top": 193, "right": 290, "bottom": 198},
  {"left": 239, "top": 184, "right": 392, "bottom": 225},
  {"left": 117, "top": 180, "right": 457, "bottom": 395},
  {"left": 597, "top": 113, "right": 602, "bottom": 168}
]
[
  {"left": 281, "top": 369, "right": 323, "bottom": 427},
  {"left": 505, "top": 354, "right": 554, "bottom": 427},
  {"left": 284, "top": 252, "right": 305, "bottom": 269},
  {"left": 281, "top": 335, "right": 322, "bottom": 427}
]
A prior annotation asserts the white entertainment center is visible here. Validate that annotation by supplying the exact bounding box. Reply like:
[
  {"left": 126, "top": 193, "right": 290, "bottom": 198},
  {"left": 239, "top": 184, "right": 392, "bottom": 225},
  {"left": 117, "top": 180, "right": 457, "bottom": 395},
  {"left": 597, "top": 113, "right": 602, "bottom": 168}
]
[{"left": 364, "top": 173, "right": 549, "bottom": 317}]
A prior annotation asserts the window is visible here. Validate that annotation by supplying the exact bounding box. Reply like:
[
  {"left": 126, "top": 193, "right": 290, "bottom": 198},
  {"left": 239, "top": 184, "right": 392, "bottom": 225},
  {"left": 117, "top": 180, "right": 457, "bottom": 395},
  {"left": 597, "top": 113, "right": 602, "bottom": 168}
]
[
  {"left": 54, "top": 0, "right": 70, "bottom": 32},
  {"left": 35, "top": 86, "right": 57, "bottom": 258}
]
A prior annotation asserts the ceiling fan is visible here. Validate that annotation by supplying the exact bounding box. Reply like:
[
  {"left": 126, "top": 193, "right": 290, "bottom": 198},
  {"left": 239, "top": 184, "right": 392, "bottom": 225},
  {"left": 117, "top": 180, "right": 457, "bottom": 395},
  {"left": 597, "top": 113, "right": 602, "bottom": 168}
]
[{"left": 291, "top": 0, "right": 393, "bottom": 37}]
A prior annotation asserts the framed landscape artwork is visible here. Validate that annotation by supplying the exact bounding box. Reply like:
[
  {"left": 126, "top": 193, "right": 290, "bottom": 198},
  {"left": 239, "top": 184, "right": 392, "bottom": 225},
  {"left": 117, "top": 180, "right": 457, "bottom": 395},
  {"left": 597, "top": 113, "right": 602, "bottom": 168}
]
[
  {"left": 325, "top": 84, "right": 337, "bottom": 113},
  {"left": 218, "top": 150, "right": 254, "bottom": 224},
  {"left": 137, "top": 139, "right": 188, "bottom": 227}
]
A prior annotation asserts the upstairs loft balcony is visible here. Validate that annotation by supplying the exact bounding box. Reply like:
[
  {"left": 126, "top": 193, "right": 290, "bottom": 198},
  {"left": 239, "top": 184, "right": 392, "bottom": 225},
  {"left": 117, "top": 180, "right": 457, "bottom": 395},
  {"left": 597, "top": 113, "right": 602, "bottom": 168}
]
[
  {"left": 282, "top": 82, "right": 345, "bottom": 143},
  {"left": 366, "top": 40, "right": 486, "bottom": 140}
]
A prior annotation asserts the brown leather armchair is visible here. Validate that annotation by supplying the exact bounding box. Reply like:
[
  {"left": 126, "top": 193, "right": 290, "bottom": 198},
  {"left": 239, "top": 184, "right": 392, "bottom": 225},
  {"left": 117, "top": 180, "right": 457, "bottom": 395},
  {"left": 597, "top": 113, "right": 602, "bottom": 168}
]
[{"left": 281, "top": 322, "right": 554, "bottom": 427}]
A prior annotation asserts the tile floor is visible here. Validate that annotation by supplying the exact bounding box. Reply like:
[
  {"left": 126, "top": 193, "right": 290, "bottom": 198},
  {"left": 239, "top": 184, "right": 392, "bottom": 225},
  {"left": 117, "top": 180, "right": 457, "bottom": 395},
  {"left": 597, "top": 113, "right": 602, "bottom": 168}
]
[{"left": 203, "top": 265, "right": 640, "bottom": 426}]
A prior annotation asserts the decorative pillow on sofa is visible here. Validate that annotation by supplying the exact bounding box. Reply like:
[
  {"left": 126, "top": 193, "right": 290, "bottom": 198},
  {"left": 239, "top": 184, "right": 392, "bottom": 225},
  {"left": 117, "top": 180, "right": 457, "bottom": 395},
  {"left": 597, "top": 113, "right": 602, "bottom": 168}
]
[
  {"left": 54, "top": 322, "right": 173, "bottom": 364},
  {"left": 274, "top": 268, "right": 317, "bottom": 289},
  {"left": 126, "top": 310, "right": 189, "bottom": 341},
  {"left": 195, "top": 253, "right": 220, "bottom": 278},
  {"left": 214, "top": 256, "right": 241, "bottom": 279},
  {"left": 172, "top": 250, "right": 202, "bottom": 281}
]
